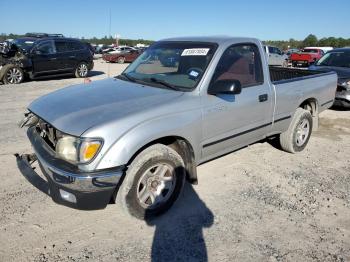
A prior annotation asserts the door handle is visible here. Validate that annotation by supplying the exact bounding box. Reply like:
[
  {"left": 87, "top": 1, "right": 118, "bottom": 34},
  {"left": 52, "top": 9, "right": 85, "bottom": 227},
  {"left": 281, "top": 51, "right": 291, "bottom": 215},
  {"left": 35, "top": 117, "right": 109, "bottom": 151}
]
[
  {"left": 259, "top": 94, "right": 268, "bottom": 102},
  {"left": 49, "top": 57, "right": 57, "bottom": 60},
  {"left": 69, "top": 56, "right": 76, "bottom": 58}
]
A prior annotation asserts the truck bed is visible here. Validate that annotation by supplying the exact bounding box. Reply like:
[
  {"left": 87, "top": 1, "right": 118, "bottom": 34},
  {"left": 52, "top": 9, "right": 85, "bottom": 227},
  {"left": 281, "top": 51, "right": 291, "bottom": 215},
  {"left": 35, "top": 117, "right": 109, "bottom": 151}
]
[
  {"left": 268, "top": 66, "right": 337, "bottom": 134},
  {"left": 269, "top": 66, "right": 327, "bottom": 84}
]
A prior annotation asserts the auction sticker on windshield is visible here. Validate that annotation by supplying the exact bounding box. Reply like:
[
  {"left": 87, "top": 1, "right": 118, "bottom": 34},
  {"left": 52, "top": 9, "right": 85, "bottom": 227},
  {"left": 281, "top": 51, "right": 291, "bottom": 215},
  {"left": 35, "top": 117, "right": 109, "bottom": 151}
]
[{"left": 181, "top": 48, "right": 210, "bottom": 56}]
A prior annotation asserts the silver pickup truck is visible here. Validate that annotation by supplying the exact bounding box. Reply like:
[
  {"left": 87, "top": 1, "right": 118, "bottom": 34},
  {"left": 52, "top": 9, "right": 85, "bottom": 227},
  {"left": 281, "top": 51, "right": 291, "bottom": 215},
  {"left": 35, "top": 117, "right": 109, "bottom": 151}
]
[{"left": 18, "top": 36, "right": 337, "bottom": 219}]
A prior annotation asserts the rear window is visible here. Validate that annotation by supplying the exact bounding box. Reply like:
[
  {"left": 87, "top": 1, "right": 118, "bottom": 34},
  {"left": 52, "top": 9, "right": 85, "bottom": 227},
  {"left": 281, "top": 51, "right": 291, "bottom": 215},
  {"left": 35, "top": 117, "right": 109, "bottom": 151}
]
[{"left": 303, "top": 49, "right": 319, "bottom": 53}]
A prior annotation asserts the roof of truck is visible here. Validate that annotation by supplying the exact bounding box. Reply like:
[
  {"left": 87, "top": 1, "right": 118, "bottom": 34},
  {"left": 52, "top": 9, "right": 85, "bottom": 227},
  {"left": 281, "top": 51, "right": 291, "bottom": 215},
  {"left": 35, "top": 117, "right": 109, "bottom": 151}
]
[{"left": 159, "top": 36, "right": 259, "bottom": 44}]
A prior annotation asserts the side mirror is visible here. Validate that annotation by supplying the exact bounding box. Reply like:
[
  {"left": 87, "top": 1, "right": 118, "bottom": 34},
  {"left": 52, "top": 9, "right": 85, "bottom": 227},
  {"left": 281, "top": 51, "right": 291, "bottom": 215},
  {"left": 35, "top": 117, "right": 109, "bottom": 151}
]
[{"left": 208, "top": 79, "right": 242, "bottom": 95}]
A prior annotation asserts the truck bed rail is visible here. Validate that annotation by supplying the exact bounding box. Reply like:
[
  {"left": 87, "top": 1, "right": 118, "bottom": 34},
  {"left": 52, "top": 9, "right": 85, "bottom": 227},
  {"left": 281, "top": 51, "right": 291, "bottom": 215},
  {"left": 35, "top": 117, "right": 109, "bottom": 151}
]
[{"left": 269, "top": 66, "right": 325, "bottom": 84}]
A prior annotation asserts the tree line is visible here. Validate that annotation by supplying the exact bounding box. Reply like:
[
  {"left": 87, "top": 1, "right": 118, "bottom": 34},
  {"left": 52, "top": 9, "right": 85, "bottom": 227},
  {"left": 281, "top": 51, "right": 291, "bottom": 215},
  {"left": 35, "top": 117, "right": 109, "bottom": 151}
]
[
  {"left": 264, "top": 34, "right": 350, "bottom": 50},
  {"left": 1, "top": 33, "right": 350, "bottom": 50}
]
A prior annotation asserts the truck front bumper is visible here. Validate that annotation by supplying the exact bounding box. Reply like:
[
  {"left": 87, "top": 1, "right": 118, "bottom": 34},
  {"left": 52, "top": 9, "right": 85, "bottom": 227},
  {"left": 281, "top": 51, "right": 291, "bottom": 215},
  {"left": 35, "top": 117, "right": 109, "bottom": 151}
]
[{"left": 17, "top": 127, "right": 124, "bottom": 210}]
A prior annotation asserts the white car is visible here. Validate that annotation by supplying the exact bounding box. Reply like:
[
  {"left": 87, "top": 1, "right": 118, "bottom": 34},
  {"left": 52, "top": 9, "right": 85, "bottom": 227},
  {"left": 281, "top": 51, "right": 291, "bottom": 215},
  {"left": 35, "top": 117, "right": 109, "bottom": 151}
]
[
  {"left": 108, "top": 46, "right": 136, "bottom": 54},
  {"left": 264, "top": 45, "right": 289, "bottom": 67}
]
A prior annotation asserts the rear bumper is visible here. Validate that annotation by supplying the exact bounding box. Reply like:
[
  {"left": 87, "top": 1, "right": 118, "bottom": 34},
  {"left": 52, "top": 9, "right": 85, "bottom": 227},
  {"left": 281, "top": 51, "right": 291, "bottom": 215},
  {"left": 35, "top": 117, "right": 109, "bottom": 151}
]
[{"left": 18, "top": 127, "right": 124, "bottom": 210}]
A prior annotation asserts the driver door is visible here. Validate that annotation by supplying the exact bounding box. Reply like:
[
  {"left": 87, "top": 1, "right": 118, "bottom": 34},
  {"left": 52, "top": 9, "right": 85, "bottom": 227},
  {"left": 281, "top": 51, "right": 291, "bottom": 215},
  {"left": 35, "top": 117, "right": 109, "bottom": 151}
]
[
  {"left": 31, "top": 40, "right": 58, "bottom": 75},
  {"left": 201, "top": 43, "right": 273, "bottom": 160}
]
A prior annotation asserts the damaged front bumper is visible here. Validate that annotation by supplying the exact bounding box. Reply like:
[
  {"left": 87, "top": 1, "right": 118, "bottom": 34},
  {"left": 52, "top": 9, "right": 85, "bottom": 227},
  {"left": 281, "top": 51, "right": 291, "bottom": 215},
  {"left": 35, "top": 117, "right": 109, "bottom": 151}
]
[
  {"left": 17, "top": 127, "right": 124, "bottom": 210},
  {"left": 334, "top": 89, "right": 350, "bottom": 108}
]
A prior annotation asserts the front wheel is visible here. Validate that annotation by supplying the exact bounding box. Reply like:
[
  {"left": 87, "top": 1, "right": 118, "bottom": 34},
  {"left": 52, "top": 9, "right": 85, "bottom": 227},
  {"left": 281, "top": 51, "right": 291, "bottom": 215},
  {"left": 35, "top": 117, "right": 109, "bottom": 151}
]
[
  {"left": 279, "top": 108, "right": 313, "bottom": 153},
  {"left": 3, "top": 66, "right": 24, "bottom": 84},
  {"left": 75, "top": 62, "right": 89, "bottom": 78},
  {"left": 116, "top": 144, "right": 186, "bottom": 219}
]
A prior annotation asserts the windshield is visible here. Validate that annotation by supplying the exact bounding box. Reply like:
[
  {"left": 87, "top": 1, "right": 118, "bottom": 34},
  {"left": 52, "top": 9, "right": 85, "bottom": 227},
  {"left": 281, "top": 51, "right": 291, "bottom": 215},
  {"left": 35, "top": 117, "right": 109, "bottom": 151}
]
[
  {"left": 120, "top": 41, "right": 217, "bottom": 90},
  {"left": 317, "top": 51, "right": 350, "bottom": 67},
  {"left": 12, "top": 38, "right": 35, "bottom": 51}
]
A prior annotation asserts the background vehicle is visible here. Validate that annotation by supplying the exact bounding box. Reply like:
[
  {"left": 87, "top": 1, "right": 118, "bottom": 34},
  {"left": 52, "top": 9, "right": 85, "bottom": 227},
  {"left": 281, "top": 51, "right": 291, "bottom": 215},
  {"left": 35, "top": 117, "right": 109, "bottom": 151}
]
[
  {"left": 285, "top": 48, "right": 300, "bottom": 60},
  {"left": 309, "top": 48, "right": 350, "bottom": 108},
  {"left": 19, "top": 36, "right": 337, "bottom": 220},
  {"left": 264, "top": 45, "right": 289, "bottom": 67},
  {"left": 0, "top": 34, "right": 93, "bottom": 84},
  {"left": 102, "top": 49, "right": 141, "bottom": 63},
  {"left": 307, "top": 46, "right": 333, "bottom": 53},
  {"left": 95, "top": 44, "right": 109, "bottom": 54},
  {"left": 290, "top": 47, "right": 324, "bottom": 67}
]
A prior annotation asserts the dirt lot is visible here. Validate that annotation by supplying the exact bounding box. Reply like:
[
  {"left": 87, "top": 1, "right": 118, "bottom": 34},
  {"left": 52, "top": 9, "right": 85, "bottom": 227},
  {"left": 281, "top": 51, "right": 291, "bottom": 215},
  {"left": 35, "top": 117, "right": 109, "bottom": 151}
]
[{"left": 0, "top": 59, "right": 349, "bottom": 262}]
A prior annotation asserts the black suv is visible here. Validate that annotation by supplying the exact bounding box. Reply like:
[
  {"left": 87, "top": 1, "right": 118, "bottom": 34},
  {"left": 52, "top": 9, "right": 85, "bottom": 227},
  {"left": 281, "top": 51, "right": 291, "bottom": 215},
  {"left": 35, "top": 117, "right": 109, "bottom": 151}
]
[{"left": 0, "top": 33, "right": 94, "bottom": 84}]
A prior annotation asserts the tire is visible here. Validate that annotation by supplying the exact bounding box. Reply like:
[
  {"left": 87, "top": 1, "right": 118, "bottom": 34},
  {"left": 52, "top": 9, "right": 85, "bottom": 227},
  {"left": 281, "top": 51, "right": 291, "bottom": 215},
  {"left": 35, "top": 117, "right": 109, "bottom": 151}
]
[
  {"left": 75, "top": 62, "right": 89, "bottom": 78},
  {"left": 279, "top": 108, "right": 313, "bottom": 153},
  {"left": 2, "top": 66, "right": 24, "bottom": 84},
  {"left": 116, "top": 144, "right": 186, "bottom": 219},
  {"left": 117, "top": 56, "right": 125, "bottom": 64}
]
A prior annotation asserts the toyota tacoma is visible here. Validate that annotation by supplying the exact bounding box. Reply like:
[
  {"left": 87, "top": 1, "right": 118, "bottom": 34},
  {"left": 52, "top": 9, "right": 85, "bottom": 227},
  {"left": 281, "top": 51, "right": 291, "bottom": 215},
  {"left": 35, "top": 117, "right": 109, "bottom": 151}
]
[{"left": 18, "top": 36, "right": 337, "bottom": 219}]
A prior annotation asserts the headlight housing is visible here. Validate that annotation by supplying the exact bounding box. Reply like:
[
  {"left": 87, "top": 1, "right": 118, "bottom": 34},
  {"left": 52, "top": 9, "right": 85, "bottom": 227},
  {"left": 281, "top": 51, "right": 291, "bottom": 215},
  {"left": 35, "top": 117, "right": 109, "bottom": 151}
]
[
  {"left": 341, "top": 80, "right": 350, "bottom": 90},
  {"left": 56, "top": 135, "right": 102, "bottom": 164}
]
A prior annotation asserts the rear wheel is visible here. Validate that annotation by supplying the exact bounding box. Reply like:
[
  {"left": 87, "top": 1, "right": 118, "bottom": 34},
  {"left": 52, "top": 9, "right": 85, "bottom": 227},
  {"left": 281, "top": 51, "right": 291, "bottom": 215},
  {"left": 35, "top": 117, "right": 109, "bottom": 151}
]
[
  {"left": 75, "top": 62, "right": 89, "bottom": 78},
  {"left": 279, "top": 108, "right": 313, "bottom": 153},
  {"left": 117, "top": 56, "right": 125, "bottom": 64},
  {"left": 3, "top": 66, "right": 24, "bottom": 84},
  {"left": 116, "top": 144, "right": 186, "bottom": 219}
]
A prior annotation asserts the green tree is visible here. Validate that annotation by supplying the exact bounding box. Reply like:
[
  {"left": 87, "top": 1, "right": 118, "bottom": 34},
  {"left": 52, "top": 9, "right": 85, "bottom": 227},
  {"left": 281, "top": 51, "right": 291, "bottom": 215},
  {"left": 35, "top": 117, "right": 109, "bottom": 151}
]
[{"left": 303, "top": 34, "right": 318, "bottom": 47}]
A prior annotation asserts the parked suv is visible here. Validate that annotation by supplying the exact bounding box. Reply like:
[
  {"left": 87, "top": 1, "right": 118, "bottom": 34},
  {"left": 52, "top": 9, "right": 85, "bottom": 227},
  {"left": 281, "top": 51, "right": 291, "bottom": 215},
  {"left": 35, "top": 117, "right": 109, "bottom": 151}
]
[{"left": 0, "top": 35, "right": 94, "bottom": 84}]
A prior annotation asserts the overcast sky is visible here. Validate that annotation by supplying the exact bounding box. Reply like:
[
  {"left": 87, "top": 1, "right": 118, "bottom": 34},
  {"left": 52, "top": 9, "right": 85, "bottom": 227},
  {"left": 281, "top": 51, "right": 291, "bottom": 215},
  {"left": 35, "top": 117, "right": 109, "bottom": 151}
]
[{"left": 1, "top": 0, "right": 348, "bottom": 41}]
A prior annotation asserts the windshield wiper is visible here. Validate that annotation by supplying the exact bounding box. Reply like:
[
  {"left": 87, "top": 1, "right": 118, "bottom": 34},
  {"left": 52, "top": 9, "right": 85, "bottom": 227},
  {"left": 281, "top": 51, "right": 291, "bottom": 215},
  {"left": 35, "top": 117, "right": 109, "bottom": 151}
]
[
  {"left": 149, "top": 77, "right": 182, "bottom": 91},
  {"left": 119, "top": 72, "right": 136, "bottom": 82}
]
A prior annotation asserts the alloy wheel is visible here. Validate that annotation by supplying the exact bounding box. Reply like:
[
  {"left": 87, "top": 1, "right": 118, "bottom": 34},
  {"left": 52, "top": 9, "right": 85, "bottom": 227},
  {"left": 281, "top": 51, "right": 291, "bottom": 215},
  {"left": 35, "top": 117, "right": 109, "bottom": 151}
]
[
  {"left": 6, "top": 68, "right": 23, "bottom": 84},
  {"left": 136, "top": 163, "right": 176, "bottom": 209},
  {"left": 295, "top": 119, "right": 310, "bottom": 146}
]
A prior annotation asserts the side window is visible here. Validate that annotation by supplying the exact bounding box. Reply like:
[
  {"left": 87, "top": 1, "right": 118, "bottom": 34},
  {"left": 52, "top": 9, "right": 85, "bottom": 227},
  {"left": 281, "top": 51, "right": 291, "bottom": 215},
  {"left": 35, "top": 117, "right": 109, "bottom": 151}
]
[
  {"left": 211, "top": 44, "right": 264, "bottom": 88},
  {"left": 55, "top": 41, "right": 68, "bottom": 53},
  {"left": 268, "top": 46, "right": 274, "bottom": 53},
  {"left": 66, "top": 41, "right": 84, "bottom": 51},
  {"left": 276, "top": 48, "right": 282, "bottom": 55},
  {"left": 36, "top": 41, "right": 56, "bottom": 55}
]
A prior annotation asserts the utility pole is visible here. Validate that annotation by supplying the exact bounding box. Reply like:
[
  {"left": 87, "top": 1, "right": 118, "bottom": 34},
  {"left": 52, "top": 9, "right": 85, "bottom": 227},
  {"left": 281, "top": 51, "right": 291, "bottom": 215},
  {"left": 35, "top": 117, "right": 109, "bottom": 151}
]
[{"left": 116, "top": 34, "right": 120, "bottom": 47}]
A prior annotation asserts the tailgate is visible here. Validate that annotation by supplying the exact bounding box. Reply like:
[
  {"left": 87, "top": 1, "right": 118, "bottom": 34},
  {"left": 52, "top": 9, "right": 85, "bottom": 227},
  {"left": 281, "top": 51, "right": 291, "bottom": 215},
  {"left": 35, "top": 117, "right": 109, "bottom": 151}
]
[{"left": 291, "top": 53, "right": 312, "bottom": 61}]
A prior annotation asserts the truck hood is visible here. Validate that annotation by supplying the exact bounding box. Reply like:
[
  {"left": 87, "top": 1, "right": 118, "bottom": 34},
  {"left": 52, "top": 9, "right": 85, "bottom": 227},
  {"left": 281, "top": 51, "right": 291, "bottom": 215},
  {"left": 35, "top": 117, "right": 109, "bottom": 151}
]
[
  {"left": 28, "top": 78, "right": 184, "bottom": 136},
  {"left": 309, "top": 65, "right": 350, "bottom": 82}
]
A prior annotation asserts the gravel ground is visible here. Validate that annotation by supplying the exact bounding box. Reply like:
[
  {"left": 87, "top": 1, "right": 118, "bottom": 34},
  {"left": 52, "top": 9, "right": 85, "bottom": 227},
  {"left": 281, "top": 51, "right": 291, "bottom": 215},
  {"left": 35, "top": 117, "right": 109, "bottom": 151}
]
[{"left": 0, "top": 59, "right": 349, "bottom": 262}]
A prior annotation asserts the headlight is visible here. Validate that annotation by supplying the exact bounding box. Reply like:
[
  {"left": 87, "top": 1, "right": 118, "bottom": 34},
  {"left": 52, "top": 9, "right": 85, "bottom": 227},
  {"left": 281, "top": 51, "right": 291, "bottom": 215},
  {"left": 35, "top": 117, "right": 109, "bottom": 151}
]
[
  {"left": 341, "top": 80, "right": 350, "bottom": 89},
  {"left": 56, "top": 135, "right": 102, "bottom": 164}
]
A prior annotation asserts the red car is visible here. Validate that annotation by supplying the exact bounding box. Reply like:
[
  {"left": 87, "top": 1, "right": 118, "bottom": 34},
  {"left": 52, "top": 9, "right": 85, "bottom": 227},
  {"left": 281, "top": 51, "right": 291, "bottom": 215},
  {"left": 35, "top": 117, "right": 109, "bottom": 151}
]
[
  {"left": 290, "top": 48, "right": 324, "bottom": 67},
  {"left": 102, "top": 49, "right": 141, "bottom": 64}
]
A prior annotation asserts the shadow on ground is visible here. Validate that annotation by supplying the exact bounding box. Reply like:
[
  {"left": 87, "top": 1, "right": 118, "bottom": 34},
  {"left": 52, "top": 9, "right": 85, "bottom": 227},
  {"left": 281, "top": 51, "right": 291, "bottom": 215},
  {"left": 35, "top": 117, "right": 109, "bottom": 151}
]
[
  {"left": 146, "top": 183, "right": 214, "bottom": 262},
  {"left": 330, "top": 105, "right": 350, "bottom": 112}
]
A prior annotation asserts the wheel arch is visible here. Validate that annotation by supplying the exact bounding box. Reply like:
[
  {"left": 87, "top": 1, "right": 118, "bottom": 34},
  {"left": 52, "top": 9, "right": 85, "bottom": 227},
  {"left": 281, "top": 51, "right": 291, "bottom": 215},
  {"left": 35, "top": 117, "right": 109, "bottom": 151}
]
[
  {"left": 299, "top": 97, "right": 319, "bottom": 130},
  {"left": 126, "top": 136, "right": 198, "bottom": 184}
]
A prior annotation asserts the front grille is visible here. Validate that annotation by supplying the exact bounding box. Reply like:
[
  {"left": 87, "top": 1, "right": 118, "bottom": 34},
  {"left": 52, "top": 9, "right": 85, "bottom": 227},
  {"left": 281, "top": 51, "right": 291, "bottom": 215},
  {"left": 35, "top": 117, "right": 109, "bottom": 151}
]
[{"left": 35, "top": 119, "right": 62, "bottom": 150}]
